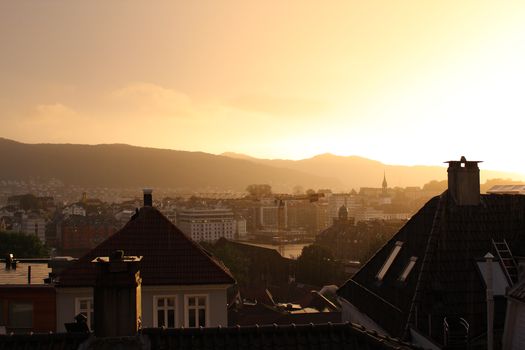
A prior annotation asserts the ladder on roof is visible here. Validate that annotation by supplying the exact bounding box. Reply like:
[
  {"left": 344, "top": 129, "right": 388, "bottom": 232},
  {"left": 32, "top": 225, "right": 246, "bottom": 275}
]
[{"left": 492, "top": 239, "right": 519, "bottom": 286}]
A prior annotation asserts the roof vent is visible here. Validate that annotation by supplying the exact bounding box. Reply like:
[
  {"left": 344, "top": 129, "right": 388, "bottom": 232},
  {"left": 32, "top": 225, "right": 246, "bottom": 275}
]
[
  {"left": 143, "top": 188, "right": 153, "bottom": 207},
  {"left": 445, "top": 156, "right": 482, "bottom": 206}
]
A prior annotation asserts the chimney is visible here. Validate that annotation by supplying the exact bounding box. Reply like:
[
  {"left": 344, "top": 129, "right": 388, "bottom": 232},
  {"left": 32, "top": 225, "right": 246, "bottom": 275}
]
[
  {"left": 143, "top": 188, "right": 153, "bottom": 207},
  {"left": 92, "top": 250, "right": 142, "bottom": 337},
  {"left": 445, "top": 156, "right": 481, "bottom": 206}
]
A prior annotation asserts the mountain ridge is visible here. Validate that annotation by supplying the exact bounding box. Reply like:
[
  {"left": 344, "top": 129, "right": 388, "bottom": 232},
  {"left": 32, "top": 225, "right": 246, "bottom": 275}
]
[
  {"left": 0, "top": 138, "right": 522, "bottom": 192},
  {"left": 0, "top": 138, "right": 341, "bottom": 192},
  {"left": 220, "top": 151, "right": 525, "bottom": 189}
]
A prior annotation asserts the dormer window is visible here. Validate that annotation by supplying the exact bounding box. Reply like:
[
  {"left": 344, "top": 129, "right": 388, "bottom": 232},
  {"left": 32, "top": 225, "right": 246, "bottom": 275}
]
[
  {"left": 376, "top": 241, "right": 403, "bottom": 281},
  {"left": 398, "top": 256, "right": 418, "bottom": 282}
]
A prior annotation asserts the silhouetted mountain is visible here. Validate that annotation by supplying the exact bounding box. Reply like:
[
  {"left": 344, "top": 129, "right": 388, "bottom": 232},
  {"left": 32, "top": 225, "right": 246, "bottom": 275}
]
[
  {"left": 0, "top": 138, "right": 341, "bottom": 192},
  {"left": 221, "top": 152, "right": 524, "bottom": 190}
]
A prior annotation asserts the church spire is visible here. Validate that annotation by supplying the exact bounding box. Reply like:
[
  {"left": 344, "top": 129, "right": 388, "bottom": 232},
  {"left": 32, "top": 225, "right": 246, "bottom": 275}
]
[{"left": 382, "top": 171, "right": 388, "bottom": 195}]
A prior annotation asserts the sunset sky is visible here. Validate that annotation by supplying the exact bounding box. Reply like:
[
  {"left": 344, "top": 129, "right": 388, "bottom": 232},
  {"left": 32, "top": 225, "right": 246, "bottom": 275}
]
[{"left": 1, "top": 1, "right": 525, "bottom": 174}]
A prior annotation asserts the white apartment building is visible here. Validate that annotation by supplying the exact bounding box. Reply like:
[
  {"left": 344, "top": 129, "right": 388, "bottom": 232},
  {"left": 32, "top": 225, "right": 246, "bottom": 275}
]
[
  {"left": 62, "top": 203, "right": 86, "bottom": 217},
  {"left": 177, "top": 209, "right": 235, "bottom": 242}
]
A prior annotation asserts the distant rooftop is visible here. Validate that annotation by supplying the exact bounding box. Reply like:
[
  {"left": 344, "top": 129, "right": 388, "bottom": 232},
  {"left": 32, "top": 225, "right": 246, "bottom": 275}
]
[
  {"left": 0, "top": 261, "right": 50, "bottom": 285},
  {"left": 487, "top": 185, "right": 525, "bottom": 194}
]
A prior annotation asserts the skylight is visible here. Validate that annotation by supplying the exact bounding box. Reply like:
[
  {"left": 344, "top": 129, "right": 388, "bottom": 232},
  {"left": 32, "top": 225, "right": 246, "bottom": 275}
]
[
  {"left": 376, "top": 241, "right": 403, "bottom": 281},
  {"left": 398, "top": 256, "right": 418, "bottom": 282}
]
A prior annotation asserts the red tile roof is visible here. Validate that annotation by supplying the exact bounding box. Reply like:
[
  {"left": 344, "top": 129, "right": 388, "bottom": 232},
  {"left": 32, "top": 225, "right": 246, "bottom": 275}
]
[{"left": 57, "top": 206, "right": 235, "bottom": 287}]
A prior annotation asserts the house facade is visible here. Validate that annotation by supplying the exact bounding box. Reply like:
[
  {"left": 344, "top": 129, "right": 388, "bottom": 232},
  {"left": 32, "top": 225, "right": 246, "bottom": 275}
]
[
  {"left": 0, "top": 261, "right": 55, "bottom": 333},
  {"left": 55, "top": 190, "right": 235, "bottom": 332}
]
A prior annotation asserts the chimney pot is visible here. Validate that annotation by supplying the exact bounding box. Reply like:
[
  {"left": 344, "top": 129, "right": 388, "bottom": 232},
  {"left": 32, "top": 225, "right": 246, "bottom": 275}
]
[
  {"left": 143, "top": 188, "right": 153, "bottom": 207},
  {"left": 110, "top": 250, "right": 124, "bottom": 261}
]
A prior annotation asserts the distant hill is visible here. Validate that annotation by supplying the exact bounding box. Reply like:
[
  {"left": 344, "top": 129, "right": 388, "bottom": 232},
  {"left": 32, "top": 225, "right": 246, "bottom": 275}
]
[
  {"left": 0, "top": 138, "right": 341, "bottom": 192},
  {"left": 221, "top": 152, "right": 525, "bottom": 190}
]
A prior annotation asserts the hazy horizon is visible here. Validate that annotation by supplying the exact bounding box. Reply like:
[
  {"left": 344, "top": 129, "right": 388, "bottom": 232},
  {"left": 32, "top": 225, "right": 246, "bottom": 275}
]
[
  {"left": 2, "top": 1, "right": 525, "bottom": 174},
  {"left": 3, "top": 136, "right": 525, "bottom": 181}
]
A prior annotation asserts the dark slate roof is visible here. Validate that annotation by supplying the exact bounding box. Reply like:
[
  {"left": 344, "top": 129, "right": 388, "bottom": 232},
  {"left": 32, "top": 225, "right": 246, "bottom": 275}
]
[
  {"left": 337, "top": 191, "right": 525, "bottom": 345},
  {"left": 0, "top": 333, "right": 88, "bottom": 350},
  {"left": 57, "top": 206, "right": 235, "bottom": 287},
  {"left": 142, "top": 323, "right": 419, "bottom": 350},
  {"left": 0, "top": 323, "right": 420, "bottom": 350}
]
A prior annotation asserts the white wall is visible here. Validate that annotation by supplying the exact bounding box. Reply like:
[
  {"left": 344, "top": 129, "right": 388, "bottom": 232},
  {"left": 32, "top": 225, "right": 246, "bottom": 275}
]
[
  {"left": 56, "top": 287, "right": 92, "bottom": 332},
  {"left": 56, "top": 284, "right": 229, "bottom": 332},
  {"left": 141, "top": 285, "right": 229, "bottom": 328}
]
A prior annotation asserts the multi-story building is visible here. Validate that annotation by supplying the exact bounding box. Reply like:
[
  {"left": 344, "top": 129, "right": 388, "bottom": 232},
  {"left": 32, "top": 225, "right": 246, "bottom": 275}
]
[
  {"left": 21, "top": 213, "right": 46, "bottom": 243},
  {"left": 59, "top": 215, "right": 118, "bottom": 256},
  {"left": 177, "top": 209, "right": 235, "bottom": 242},
  {"left": 286, "top": 199, "right": 317, "bottom": 234},
  {"left": 314, "top": 201, "right": 331, "bottom": 233},
  {"left": 235, "top": 217, "right": 247, "bottom": 238}
]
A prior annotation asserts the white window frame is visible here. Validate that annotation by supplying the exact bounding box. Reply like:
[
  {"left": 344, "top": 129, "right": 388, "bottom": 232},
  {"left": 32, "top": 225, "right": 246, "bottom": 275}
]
[
  {"left": 376, "top": 241, "right": 403, "bottom": 281},
  {"left": 153, "top": 295, "right": 178, "bottom": 328},
  {"left": 74, "top": 297, "right": 94, "bottom": 330},
  {"left": 398, "top": 256, "right": 418, "bottom": 282},
  {"left": 184, "top": 294, "right": 209, "bottom": 328}
]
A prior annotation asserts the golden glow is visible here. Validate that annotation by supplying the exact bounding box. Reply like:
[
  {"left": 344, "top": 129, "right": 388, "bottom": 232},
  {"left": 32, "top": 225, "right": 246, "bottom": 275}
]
[{"left": 1, "top": 1, "right": 525, "bottom": 175}]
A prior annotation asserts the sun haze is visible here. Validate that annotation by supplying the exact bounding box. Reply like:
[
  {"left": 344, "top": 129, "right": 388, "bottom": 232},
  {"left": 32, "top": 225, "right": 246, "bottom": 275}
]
[{"left": 1, "top": 1, "right": 525, "bottom": 174}]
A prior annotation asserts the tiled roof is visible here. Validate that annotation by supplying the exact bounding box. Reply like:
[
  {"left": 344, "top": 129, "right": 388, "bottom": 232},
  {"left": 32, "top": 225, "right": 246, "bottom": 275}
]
[
  {"left": 337, "top": 192, "right": 525, "bottom": 345},
  {"left": 0, "top": 333, "right": 88, "bottom": 350},
  {"left": 142, "top": 323, "right": 420, "bottom": 350},
  {"left": 0, "top": 323, "right": 420, "bottom": 350},
  {"left": 57, "top": 206, "right": 235, "bottom": 287}
]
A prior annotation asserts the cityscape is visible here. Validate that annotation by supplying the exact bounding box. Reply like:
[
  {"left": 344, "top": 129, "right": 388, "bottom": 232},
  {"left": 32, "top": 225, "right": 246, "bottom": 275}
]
[{"left": 1, "top": 1, "right": 525, "bottom": 350}]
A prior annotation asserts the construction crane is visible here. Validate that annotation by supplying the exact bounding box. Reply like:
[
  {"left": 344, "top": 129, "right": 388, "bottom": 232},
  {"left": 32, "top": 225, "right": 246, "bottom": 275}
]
[{"left": 273, "top": 193, "right": 325, "bottom": 257}]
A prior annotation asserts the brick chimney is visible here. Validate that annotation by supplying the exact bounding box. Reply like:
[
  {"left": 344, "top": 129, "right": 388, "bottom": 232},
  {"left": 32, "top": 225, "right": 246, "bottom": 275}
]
[
  {"left": 92, "top": 250, "right": 142, "bottom": 337},
  {"left": 143, "top": 188, "right": 153, "bottom": 207},
  {"left": 445, "top": 156, "right": 481, "bottom": 206}
]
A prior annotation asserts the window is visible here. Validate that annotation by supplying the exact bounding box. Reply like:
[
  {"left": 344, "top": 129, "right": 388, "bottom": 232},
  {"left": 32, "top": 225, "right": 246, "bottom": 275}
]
[
  {"left": 154, "top": 296, "right": 177, "bottom": 328},
  {"left": 8, "top": 302, "right": 33, "bottom": 329},
  {"left": 185, "top": 295, "right": 208, "bottom": 328},
  {"left": 398, "top": 257, "right": 418, "bottom": 282},
  {"left": 376, "top": 241, "right": 403, "bottom": 281},
  {"left": 75, "top": 298, "right": 94, "bottom": 330}
]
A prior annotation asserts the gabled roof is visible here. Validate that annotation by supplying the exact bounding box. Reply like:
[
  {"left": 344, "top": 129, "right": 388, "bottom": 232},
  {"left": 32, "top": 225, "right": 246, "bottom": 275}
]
[
  {"left": 338, "top": 191, "right": 525, "bottom": 344},
  {"left": 58, "top": 206, "right": 235, "bottom": 287}
]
